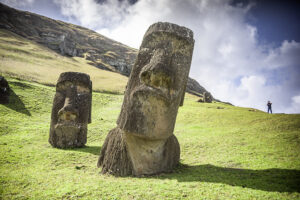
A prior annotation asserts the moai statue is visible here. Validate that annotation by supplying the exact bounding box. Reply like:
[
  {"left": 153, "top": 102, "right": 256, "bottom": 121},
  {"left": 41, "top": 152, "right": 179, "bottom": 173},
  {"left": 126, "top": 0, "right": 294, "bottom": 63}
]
[
  {"left": 0, "top": 76, "right": 10, "bottom": 104},
  {"left": 98, "top": 22, "right": 194, "bottom": 176},
  {"left": 203, "top": 92, "right": 213, "bottom": 103},
  {"left": 49, "top": 72, "right": 92, "bottom": 148}
]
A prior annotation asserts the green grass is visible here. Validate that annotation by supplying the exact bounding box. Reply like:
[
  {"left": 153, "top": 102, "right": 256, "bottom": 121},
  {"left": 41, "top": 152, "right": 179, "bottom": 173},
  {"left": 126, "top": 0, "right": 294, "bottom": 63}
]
[
  {"left": 0, "top": 78, "right": 299, "bottom": 199},
  {"left": 0, "top": 26, "right": 300, "bottom": 199}
]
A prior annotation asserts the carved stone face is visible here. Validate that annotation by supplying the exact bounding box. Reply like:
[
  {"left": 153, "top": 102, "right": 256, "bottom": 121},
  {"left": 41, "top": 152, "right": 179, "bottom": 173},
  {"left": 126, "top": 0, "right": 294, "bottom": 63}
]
[
  {"left": 49, "top": 72, "right": 92, "bottom": 148},
  {"left": 98, "top": 22, "right": 194, "bottom": 176},
  {"left": 0, "top": 76, "right": 10, "bottom": 104},
  {"left": 118, "top": 23, "right": 194, "bottom": 140}
]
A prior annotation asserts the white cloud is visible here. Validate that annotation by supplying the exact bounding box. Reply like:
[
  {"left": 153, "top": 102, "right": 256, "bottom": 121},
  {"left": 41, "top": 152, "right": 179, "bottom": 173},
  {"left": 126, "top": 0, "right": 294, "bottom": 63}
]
[
  {"left": 2, "top": 0, "right": 35, "bottom": 7},
  {"left": 53, "top": 0, "right": 130, "bottom": 29},
  {"left": 54, "top": 0, "right": 300, "bottom": 113},
  {"left": 284, "top": 95, "right": 300, "bottom": 114},
  {"left": 292, "top": 96, "right": 300, "bottom": 104}
]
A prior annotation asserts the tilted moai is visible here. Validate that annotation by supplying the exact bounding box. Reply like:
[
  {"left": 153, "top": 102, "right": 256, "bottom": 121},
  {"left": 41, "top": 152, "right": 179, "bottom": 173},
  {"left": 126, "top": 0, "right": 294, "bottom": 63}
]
[
  {"left": 98, "top": 22, "right": 194, "bottom": 176},
  {"left": 0, "top": 76, "right": 10, "bottom": 104},
  {"left": 203, "top": 92, "right": 213, "bottom": 103},
  {"left": 49, "top": 72, "right": 92, "bottom": 148}
]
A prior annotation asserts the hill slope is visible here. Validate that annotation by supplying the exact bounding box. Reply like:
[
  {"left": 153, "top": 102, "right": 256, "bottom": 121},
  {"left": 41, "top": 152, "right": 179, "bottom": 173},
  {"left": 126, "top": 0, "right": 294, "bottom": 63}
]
[
  {"left": 0, "top": 78, "right": 299, "bottom": 199},
  {"left": 0, "top": 28, "right": 127, "bottom": 94},
  {"left": 0, "top": 2, "right": 136, "bottom": 75},
  {"left": 0, "top": 2, "right": 210, "bottom": 97}
]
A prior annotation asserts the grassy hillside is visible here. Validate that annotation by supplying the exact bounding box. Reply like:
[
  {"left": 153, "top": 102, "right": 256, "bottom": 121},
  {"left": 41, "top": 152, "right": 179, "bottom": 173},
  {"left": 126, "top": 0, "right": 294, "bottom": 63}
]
[
  {"left": 0, "top": 78, "right": 299, "bottom": 199},
  {"left": 0, "top": 2, "right": 137, "bottom": 75},
  {"left": 0, "top": 29, "right": 128, "bottom": 94}
]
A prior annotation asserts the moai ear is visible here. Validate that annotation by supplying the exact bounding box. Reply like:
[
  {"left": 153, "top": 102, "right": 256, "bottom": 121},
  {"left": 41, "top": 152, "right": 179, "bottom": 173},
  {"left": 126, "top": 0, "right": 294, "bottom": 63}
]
[
  {"left": 88, "top": 80, "right": 92, "bottom": 124},
  {"left": 180, "top": 81, "right": 187, "bottom": 106}
]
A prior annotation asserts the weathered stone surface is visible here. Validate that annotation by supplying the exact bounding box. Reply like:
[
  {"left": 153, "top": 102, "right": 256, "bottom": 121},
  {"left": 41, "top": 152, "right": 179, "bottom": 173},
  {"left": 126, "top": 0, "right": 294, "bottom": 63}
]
[
  {"left": 203, "top": 92, "right": 213, "bottom": 103},
  {"left": 186, "top": 77, "right": 210, "bottom": 97},
  {"left": 98, "top": 22, "right": 194, "bottom": 176},
  {"left": 49, "top": 72, "right": 92, "bottom": 148},
  {"left": 0, "top": 76, "right": 10, "bottom": 104}
]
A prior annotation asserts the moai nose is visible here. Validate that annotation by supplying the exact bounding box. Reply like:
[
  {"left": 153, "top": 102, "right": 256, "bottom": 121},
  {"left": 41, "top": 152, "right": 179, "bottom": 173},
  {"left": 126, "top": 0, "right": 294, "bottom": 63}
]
[
  {"left": 140, "top": 49, "right": 173, "bottom": 88},
  {"left": 58, "top": 85, "right": 79, "bottom": 121}
]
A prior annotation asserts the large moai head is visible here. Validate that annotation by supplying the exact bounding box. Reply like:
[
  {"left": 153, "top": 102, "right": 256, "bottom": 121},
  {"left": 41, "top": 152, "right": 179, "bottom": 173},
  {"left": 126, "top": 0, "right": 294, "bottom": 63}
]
[
  {"left": 0, "top": 76, "right": 10, "bottom": 104},
  {"left": 118, "top": 22, "right": 194, "bottom": 140},
  {"left": 49, "top": 72, "right": 92, "bottom": 148},
  {"left": 98, "top": 22, "right": 194, "bottom": 176}
]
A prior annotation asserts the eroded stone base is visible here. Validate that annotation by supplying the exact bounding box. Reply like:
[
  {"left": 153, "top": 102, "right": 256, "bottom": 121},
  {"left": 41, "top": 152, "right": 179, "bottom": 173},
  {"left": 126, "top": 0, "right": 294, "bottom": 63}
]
[
  {"left": 49, "top": 125, "right": 87, "bottom": 148},
  {"left": 98, "top": 127, "right": 180, "bottom": 176}
]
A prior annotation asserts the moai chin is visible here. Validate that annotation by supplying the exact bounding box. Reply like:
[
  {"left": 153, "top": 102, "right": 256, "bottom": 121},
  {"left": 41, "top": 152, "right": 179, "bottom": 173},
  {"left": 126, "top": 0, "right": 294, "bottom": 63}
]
[
  {"left": 98, "top": 22, "right": 194, "bottom": 176},
  {"left": 0, "top": 76, "right": 10, "bottom": 104},
  {"left": 49, "top": 72, "right": 92, "bottom": 148}
]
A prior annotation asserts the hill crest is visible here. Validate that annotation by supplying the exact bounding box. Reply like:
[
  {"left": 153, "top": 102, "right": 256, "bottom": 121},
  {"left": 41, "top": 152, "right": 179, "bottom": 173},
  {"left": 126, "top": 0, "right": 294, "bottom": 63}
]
[{"left": 0, "top": 2, "right": 211, "bottom": 97}]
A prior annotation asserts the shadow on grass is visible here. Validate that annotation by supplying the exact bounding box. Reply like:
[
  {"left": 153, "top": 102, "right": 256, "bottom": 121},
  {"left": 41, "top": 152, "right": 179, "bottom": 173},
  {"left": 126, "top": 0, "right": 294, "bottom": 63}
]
[
  {"left": 65, "top": 145, "right": 101, "bottom": 156},
  {"left": 4, "top": 88, "right": 31, "bottom": 116},
  {"left": 164, "top": 164, "right": 300, "bottom": 193}
]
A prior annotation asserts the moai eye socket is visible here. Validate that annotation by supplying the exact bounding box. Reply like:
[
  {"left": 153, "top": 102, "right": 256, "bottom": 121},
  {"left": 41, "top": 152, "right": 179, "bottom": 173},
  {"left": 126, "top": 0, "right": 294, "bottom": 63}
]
[{"left": 76, "top": 85, "right": 90, "bottom": 95}]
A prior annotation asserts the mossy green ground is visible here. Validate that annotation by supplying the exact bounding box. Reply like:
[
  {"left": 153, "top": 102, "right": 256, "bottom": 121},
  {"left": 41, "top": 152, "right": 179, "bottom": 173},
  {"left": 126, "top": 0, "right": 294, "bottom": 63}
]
[{"left": 0, "top": 78, "right": 299, "bottom": 199}]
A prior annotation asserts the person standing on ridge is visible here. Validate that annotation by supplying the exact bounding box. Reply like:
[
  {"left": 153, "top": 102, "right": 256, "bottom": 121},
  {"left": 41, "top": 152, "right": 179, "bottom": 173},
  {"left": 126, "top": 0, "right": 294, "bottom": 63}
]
[{"left": 267, "top": 101, "right": 272, "bottom": 114}]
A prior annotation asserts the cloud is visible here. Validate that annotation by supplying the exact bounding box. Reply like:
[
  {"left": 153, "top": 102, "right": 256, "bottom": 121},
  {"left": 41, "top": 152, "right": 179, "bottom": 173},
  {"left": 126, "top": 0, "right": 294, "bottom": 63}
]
[
  {"left": 54, "top": 0, "right": 300, "bottom": 113},
  {"left": 1, "top": 0, "right": 35, "bottom": 7},
  {"left": 53, "top": 0, "right": 130, "bottom": 29},
  {"left": 288, "top": 95, "right": 300, "bottom": 113}
]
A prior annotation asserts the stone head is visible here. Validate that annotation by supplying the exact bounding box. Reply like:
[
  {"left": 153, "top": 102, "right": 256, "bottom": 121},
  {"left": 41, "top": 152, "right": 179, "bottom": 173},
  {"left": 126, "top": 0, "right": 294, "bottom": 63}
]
[
  {"left": 49, "top": 72, "right": 92, "bottom": 148},
  {"left": 118, "top": 22, "right": 194, "bottom": 140},
  {"left": 203, "top": 92, "right": 213, "bottom": 103},
  {"left": 0, "top": 76, "right": 10, "bottom": 104}
]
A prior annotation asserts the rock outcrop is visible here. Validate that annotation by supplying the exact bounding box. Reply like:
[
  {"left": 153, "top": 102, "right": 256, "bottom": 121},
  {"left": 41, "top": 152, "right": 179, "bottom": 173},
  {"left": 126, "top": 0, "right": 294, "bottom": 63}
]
[{"left": 186, "top": 77, "right": 211, "bottom": 97}]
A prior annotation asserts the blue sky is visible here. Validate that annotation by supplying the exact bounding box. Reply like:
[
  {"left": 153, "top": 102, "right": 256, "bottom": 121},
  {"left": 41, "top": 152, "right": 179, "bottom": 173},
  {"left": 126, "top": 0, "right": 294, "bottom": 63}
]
[
  {"left": 244, "top": 0, "right": 300, "bottom": 47},
  {"left": 1, "top": 0, "right": 300, "bottom": 113}
]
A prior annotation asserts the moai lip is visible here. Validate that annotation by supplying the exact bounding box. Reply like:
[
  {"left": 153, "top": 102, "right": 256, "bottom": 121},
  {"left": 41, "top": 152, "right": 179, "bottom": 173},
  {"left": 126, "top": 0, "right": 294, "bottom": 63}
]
[
  {"left": 0, "top": 76, "right": 10, "bottom": 104},
  {"left": 49, "top": 72, "right": 92, "bottom": 148},
  {"left": 98, "top": 22, "right": 194, "bottom": 176}
]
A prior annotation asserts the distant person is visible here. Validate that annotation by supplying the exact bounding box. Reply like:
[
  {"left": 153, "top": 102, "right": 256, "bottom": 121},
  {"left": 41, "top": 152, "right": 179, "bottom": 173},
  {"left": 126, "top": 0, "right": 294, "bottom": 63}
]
[{"left": 267, "top": 101, "right": 272, "bottom": 114}]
